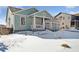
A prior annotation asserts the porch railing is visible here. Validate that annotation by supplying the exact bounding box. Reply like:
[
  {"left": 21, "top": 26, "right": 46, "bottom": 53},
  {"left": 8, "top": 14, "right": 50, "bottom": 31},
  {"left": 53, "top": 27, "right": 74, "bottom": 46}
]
[{"left": 31, "top": 25, "right": 43, "bottom": 30}]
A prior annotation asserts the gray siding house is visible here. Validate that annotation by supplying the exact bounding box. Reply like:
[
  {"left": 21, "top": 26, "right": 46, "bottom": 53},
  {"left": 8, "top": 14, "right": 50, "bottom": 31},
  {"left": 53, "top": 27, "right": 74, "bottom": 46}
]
[
  {"left": 55, "top": 12, "right": 79, "bottom": 30},
  {"left": 6, "top": 6, "right": 53, "bottom": 32},
  {"left": 71, "top": 15, "right": 79, "bottom": 29},
  {"left": 55, "top": 12, "right": 72, "bottom": 30}
]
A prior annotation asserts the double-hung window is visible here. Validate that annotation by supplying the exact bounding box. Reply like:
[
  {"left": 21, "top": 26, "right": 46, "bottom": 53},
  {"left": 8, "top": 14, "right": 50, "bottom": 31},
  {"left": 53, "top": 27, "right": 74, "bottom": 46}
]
[{"left": 21, "top": 16, "right": 26, "bottom": 25}]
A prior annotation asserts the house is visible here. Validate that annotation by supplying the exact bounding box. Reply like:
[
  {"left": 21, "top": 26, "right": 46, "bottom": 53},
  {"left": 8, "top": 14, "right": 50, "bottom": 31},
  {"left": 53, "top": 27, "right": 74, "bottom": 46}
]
[
  {"left": 6, "top": 6, "right": 53, "bottom": 32},
  {"left": 51, "top": 17, "right": 60, "bottom": 31},
  {"left": 55, "top": 12, "right": 72, "bottom": 30},
  {"left": 72, "top": 14, "right": 79, "bottom": 29}
]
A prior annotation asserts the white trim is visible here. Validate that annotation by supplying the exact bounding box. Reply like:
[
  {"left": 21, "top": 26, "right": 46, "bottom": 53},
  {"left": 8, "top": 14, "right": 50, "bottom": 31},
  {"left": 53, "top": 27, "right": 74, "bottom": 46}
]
[
  {"left": 33, "top": 15, "right": 36, "bottom": 29},
  {"left": 8, "top": 7, "right": 14, "bottom": 15},
  {"left": 50, "top": 18, "right": 53, "bottom": 29},
  {"left": 20, "top": 15, "right": 26, "bottom": 26},
  {"left": 14, "top": 14, "right": 28, "bottom": 16},
  {"left": 43, "top": 17, "right": 45, "bottom": 29},
  {"left": 12, "top": 15, "right": 15, "bottom": 32},
  {"left": 35, "top": 15, "right": 51, "bottom": 19}
]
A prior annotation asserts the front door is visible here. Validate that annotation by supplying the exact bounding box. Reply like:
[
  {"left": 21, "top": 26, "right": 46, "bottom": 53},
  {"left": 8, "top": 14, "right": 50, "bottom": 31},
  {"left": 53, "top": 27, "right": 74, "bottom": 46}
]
[{"left": 45, "top": 18, "right": 50, "bottom": 29}]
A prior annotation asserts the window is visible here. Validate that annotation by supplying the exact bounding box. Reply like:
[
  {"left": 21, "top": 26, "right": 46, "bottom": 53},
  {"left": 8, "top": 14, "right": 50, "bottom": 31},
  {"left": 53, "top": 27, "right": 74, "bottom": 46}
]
[
  {"left": 62, "top": 23, "right": 64, "bottom": 25},
  {"left": 59, "top": 16, "right": 62, "bottom": 18},
  {"left": 71, "top": 21, "right": 75, "bottom": 27},
  {"left": 63, "top": 17, "right": 65, "bottom": 20},
  {"left": 21, "top": 16, "right": 25, "bottom": 25},
  {"left": 62, "top": 27, "right": 64, "bottom": 29},
  {"left": 66, "top": 25, "right": 69, "bottom": 29},
  {"left": 59, "top": 16, "right": 62, "bottom": 20}
]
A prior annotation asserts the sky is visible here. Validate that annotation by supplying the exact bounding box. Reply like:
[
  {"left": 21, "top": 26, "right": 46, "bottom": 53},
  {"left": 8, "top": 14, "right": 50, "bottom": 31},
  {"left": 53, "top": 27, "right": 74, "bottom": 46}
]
[{"left": 0, "top": 6, "right": 79, "bottom": 24}]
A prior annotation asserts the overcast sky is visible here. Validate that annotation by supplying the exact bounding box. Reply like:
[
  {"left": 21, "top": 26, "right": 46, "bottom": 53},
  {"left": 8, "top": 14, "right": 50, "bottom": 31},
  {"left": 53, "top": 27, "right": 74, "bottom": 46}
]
[{"left": 0, "top": 6, "right": 79, "bottom": 24}]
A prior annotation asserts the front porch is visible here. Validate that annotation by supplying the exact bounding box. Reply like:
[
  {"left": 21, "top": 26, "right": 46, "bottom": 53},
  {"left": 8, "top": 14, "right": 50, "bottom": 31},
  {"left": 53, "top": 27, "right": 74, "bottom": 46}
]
[
  {"left": 31, "top": 16, "right": 52, "bottom": 30},
  {"left": 71, "top": 20, "right": 79, "bottom": 27}
]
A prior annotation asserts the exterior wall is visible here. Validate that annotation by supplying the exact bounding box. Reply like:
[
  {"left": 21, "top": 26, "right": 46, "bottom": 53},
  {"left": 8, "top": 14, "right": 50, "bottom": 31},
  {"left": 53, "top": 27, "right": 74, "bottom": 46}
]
[
  {"left": 52, "top": 18, "right": 60, "bottom": 31},
  {"left": 76, "top": 21, "right": 79, "bottom": 30},
  {"left": 6, "top": 9, "right": 14, "bottom": 28},
  {"left": 56, "top": 13, "right": 71, "bottom": 30},
  {"left": 7, "top": 8, "right": 53, "bottom": 31},
  {"left": 34, "top": 11, "right": 53, "bottom": 30},
  {"left": 71, "top": 16, "right": 79, "bottom": 29},
  {"left": 14, "top": 15, "right": 33, "bottom": 31}
]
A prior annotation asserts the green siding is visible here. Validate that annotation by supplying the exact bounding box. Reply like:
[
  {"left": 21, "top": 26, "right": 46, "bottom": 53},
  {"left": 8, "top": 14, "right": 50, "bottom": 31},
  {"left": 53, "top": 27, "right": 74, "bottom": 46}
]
[
  {"left": 14, "top": 15, "right": 20, "bottom": 30},
  {"left": 14, "top": 15, "right": 33, "bottom": 31},
  {"left": 26, "top": 16, "right": 33, "bottom": 29},
  {"left": 16, "top": 8, "right": 38, "bottom": 15}
]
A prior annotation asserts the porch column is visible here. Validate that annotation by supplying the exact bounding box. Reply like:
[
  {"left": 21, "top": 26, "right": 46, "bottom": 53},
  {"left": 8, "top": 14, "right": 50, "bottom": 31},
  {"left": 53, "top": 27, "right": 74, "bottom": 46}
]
[
  {"left": 76, "top": 20, "right": 78, "bottom": 27},
  {"left": 75, "top": 20, "right": 76, "bottom": 27},
  {"left": 50, "top": 18, "right": 53, "bottom": 29},
  {"left": 43, "top": 17, "right": 45, "bottom": 29},
  {"left": 33, "top": 15, "right": 36, "bottom": 29}
]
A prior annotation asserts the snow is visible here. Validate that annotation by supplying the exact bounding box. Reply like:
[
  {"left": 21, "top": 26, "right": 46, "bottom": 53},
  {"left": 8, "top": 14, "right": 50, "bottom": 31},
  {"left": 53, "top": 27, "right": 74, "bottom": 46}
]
[
  {"left": 0, "top": 30, "right": 79, "bottom": 52},
  {"left": 65, "top": 27, "right": 79, "bottom": 32}
]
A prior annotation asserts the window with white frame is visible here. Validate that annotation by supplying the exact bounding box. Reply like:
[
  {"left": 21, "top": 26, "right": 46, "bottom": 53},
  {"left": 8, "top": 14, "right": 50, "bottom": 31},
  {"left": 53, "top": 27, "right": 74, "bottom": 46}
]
[{"left": 21, "top": 16, "right": 25, "bottom": 25}]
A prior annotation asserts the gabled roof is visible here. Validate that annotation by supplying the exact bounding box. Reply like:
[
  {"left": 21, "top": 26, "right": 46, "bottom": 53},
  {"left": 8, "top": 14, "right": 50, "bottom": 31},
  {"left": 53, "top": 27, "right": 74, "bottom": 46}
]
[
  {"left": 28, "top": 10, "right": 53, "bottom": 18},
  {"left": 55, "top": 12, "right": 72, "bottom": 18},
  {"left": 8, "top": 6, "right": 22, "bottom": 13},
  {"left": 74, "top": 13, "right": 79, "bottom": 16},
  {"left": 14, "top": 8, "right": 38, "bottom": 14},
  {"left": 8, "top": 6, "right": 38, "bottom": 15}
]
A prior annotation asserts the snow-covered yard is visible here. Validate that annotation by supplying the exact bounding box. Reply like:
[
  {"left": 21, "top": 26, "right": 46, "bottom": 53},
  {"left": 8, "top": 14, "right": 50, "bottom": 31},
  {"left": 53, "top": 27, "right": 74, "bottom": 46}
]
[{"left": 0, "top": 30, "right": 79, "bottom": 52}]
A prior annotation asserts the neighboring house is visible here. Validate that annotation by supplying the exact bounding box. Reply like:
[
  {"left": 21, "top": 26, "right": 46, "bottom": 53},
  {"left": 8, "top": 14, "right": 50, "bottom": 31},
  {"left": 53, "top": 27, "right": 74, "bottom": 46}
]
[
  {"left": 75, "top": 16, "right": 79, "bottom": 29},
  {"left": 52, "top": 17, "right": 60, "bottom": 31},
  {"left": 6, "top": 6, "right": 53, "bottom": 32},
  {"left": 55, "top": 12, "right": 72, "bottom": 30},
  {"left": 71, "top": 14, "right": 79, "bottom": 29}
]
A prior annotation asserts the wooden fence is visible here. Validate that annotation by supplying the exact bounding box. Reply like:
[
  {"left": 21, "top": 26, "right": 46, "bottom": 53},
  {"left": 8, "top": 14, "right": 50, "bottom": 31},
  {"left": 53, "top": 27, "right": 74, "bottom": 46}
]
[{"left": 0, "top": 27, "right": 13, "bottom": 35}]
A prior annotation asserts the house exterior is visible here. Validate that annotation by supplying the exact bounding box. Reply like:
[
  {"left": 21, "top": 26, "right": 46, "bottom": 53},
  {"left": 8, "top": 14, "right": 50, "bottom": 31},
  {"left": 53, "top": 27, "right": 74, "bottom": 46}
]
[
  {"left": 55, "top": 12, "right": 72, "bottom": 30},
  {"left": 72, "top": 14, "right": 79, "bottom": 30},
  {"left": 51, "top": 17, "right": 60, "bottom": 31},
  {"left": 6, "top": 6, "right": 53, "bottom": 32}
]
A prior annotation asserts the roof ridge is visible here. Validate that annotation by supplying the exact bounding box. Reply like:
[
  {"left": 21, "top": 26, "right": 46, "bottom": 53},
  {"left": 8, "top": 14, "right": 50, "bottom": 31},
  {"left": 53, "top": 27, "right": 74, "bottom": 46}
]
[
  {"left": 8, "top": 6, "right": 22, "bottom": 13},
  {"left": 55, "top": 12, "right": 72, "bottom": 17}
]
